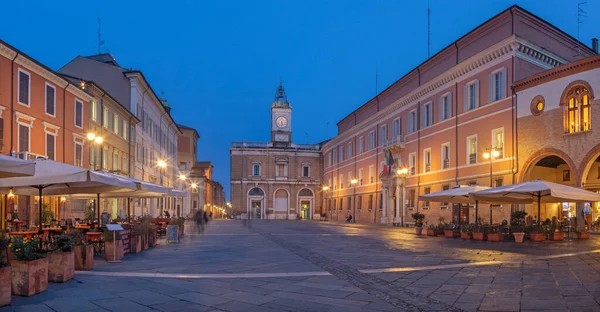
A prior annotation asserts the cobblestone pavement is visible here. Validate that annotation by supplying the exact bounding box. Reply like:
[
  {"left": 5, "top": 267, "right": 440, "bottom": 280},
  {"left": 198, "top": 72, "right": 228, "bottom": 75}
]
[{"left": 2, "top": 220, "right": 600, "bottom": 312}]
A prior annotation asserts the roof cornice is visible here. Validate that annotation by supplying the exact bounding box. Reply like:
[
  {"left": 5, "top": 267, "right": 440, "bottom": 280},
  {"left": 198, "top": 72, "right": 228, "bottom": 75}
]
[
  {"left": 513, "top": 54, "right": 600, "bottom": 92},
  {"left": 14, "top": 55, "right": 68, "bottom": 89}
]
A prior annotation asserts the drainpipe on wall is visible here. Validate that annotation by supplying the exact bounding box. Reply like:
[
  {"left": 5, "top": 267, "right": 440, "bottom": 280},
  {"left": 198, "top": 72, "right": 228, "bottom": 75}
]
[
  {"left": 140, "top": 87, "right": 149, "bottom": 181},
  {"left": 62, "top": 83, "right": 70, "bottom": 162},
  {"left": 455, "top": 82, "right": 459, "bottom": 185},
  {"left": 128, "top": 116, "right": 135, "bottom": 177},
  {"left": 10, "top": 52, "right": 19, "bottom": 154}
]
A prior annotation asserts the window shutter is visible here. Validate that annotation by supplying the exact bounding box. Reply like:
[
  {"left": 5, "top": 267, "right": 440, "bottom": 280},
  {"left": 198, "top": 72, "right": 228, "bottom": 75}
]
[
  {"left": 463, "top": 84, "right": 468, "bottom": 112},
  {"left": 448, "top": 94, "right": 453, "bottom": 118},
  {"left": 475, "top": 80, "right": 480, "bottom": 108},
  {"left": 488, "top": 72, "right": 494, "bottom": 103},
  {"left": 502, "top": 67, "right": 508, "bottom": 99}
]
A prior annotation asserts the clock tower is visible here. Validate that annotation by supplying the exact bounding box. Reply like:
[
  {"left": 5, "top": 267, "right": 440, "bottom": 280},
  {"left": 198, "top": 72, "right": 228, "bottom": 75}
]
[{"left": 271, "top": 82, "right": 292, "bottom": 145}]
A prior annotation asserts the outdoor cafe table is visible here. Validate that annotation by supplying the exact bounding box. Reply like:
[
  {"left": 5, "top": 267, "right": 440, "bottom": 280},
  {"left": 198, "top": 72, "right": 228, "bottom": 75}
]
[
  {"left": 11, "top": 220, "right": 25, "bottom": 230},
  {"left": 8, "top": 231, "right": 38, "bottom": 239},
  {"left": 75, "top": 224, "right": 91, "bottom": 230},
  {"left": 85, "top": 232, "right": 102, "bottom": 242},
  {"left": 32, "top": 226, "right": 63, "bottom": 237}
]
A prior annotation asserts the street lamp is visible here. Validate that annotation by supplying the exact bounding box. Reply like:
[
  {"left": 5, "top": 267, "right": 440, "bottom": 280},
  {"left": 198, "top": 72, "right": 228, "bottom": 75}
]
[
  {"left": 322, "top": 186, "right": 329, "bottom": 219},
  {"left": 87, "top": 133, "right": 104, "bottom": 170},
  {"left": 395, "top": 167, "right": 408, "bottom": 225},
  {"left": 483, "top": 148, "right": 500, "bottom": 225},
  {"left": 157, "top": 159, "right": 167, "bottom": 212},
  {"left": 351, "top": 178, "right": 358, "bottom": 223}
]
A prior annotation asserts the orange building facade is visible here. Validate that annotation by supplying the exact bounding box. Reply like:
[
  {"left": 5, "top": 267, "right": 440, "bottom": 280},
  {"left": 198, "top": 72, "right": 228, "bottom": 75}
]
[
  {"left": 0, "top": 40, "right": 93, "bottom": 228},
  {"left": 321, "top": 6, "right": 596, "bottom": 226}
]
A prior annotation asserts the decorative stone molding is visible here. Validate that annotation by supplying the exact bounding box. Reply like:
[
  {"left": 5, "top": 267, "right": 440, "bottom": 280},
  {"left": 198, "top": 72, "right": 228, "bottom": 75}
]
[
  {"left": 15, "top": 111, "right": 35, "bottom": 127},
  {"left": 14, "top": 55, "right": 68, "bottom": 89},
  {"left": 42, "top": 121, "right": 60, "bottom": 135}
]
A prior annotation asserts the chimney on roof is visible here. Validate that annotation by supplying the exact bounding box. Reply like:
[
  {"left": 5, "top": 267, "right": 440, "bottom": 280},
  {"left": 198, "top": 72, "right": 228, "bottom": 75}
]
[{"left": 593, "top": 38, "right": 598, "bottom": 53}]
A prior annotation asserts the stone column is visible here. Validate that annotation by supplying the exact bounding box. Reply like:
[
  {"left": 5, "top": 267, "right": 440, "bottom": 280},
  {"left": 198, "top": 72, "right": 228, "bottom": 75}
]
[
  {"left": 576, "top": 202, "right": 586, "bottom": 230},
  {"left": 394, "top": 182, "right": 401, "bottom": 224},
  {"left": 380, "top": 187, "right": 389, "bottom": 224}
]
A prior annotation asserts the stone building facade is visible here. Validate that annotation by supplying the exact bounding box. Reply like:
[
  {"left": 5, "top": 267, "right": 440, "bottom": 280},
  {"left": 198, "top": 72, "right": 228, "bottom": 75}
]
[{"left": 230, "top": 84, "right": 323, "bottom": 220}]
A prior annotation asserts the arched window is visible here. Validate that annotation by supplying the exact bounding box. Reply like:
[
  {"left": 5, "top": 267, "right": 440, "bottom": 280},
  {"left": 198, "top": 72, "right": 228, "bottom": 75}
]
[
  {"left": 564, "top": 85, "right": 592, "bottom": 133},
  {"left": 248, "top": 187, "right": 264, "bottom": 196},
  {"left": 298, "top": 189, "right": 314, "bottom": 197}
]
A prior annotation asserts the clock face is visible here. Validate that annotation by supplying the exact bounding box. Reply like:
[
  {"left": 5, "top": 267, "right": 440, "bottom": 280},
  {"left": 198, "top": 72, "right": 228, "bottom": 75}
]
[{"left": 276, "top": 116, "right": 288, "bottom": 128}]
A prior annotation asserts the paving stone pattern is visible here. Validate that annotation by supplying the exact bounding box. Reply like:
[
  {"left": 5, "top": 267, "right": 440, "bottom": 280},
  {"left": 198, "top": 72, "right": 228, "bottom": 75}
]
[{"left": 2, "top": 220, "right": 600, "bottom": 311}]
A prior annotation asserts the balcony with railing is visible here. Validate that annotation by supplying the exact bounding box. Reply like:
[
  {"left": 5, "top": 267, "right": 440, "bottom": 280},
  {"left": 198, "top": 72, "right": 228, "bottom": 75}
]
[
  {"left": 410, "top": 167, "right": 415, "bottom": 175},
  {"left": 425, "top": 163, "right": 431, "bottom": 172},
  {"left": 469, "top": 153, "right": 477, "bottom": 164},
  {"left": 382, "top": 135, "right": 405, "bottom": 152},
  {"left": 12, "top": 151, "right": 48, "bottom": 160},
  {"left": 443, "top": 159, "right": 450, "bottom": 169}
]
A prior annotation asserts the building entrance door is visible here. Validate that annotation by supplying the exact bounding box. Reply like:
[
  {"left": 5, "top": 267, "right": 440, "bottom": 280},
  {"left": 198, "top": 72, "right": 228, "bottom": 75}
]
[
  {"left": 251, "top": 200, "right": 261, "bottom": 219},
  {"left": 300, "top": 200, "right": 310, "bottom": 220},
  {"left": 452, "top": 203, "right": 470, "bottom": 224}
]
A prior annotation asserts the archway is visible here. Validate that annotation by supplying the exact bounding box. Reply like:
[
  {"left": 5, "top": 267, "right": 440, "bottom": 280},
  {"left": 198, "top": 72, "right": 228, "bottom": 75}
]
[
  {"left": 297, "top": 188, "right": 314, "bottom": 220},
  {"left": 247, "top": 187, "right": 265, "bottom": 219},
  {"left": 273, "top": 189, "right": 289, "bottom": 220},
  {"left": 522, "top": 154, "right": 576, "bottom": 223},
  {"left": 579, "top": 149, "right": 600, "bottom": 228}
]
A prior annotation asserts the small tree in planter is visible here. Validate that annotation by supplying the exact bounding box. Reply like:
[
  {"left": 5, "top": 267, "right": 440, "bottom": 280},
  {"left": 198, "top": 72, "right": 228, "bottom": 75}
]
[
  {"left": 10, "top": 237, "right": 48, "bottom": 296},
  {"left": 412, "top": 212, "right": 425, "bottom": 235},
  {"left": 67, "top": 230, "right": 94, "bottom": 271},
  {"left": 47, "top": 234, "right": 74, "bottom": 283},
  {"left": 0, "top": 232, "right": 11, "bottom": 307},
  {"left": 510, "top": 211, "right": 527, "bottom": 243},
  {"left": 103, "top": 230, "right": 124, "bottom": 261}
]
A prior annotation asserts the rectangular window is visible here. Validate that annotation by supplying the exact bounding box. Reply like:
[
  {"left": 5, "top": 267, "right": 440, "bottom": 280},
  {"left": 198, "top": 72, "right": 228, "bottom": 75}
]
[
  {"left": 122, "top": 156, "right": 128, "bottom": 173},
  {"left": 340, "top": 174, "right": 344, "bottom": 189},
  {"left": 333, "top": 149, "right": 337, "bottom": 165},
  {"left": 0, "top": 117, "right": 4, "bottom": 152},
  {"left": 339, "top": 146, "right": 344, "bottom": 163},
  {"left": 358, "top": 168, "right": 364, "bottom": 185},
  {"left": 333, "top": 176, "right": 337, "bottom": 190},
  {"left": 46, "top": 133, "right": 55, "bottom": 160},
  {"left": 467, "top": 135, "right": 477, "bottom": 164},
  {"left": 303, "top": 165, "right": 310, "bottom": 177},
  {"left": 393, "top": 118, "right": 400, "bottom": 136},
  {"left": 102, "top": 148, "right": 108, "bottom": 169},
  {"left": 422, "top": 102, "right": 432, "bottom": 128},
  {"left": 495, "top": 178, "right": 503, "bottom": 187},
  {"left": 409, "top": 110, "right": 417, "bottom": 133},
  {"left": 113, "top": 114, "right": 119, "bottom": 134},
  {"left": 369, "top": 165, "right": 374, "bottom": 183},
  {"left": 339, "top": 198, "right": 343, "bottom": 211},
  {"left": 423, "top": 187, "right": 431, "bottom": 207},
  {"left": 75, "top": 100, "right": 83, "bottom": 128},
  {"left": 368, "top": 131, "right": 375, "bottom": 150},
  {"left": 18, "top": 70, "right": 30, "bottom": 106},
  {"left": 103, "top": 108, "right": 109, "bottom": 128},
  {"left": 441, "top": 185, "right": 450, "bottom": 206},
  {"left": 409, "top": 153, "right": 416, "bottom": 175},
  {"left": 379, "top": 125, "right": 387, "bottom": 146},
  {"left": 409, "top": 189, "right": 416, "bottom": 208},
  {"left": 358, "top": 136, "right": 364, "bottom": 154},
  {"left": 123, "top": 121, "right": 128, "bottom": 140},
  {"left": 253, "top": 164, "right": 260, "bottom": 176},
  {"left": 328, "top": 152, "right": 332, "bottom": 167},
  {"left": 492, "top": 128, "right": 504, "bottom": 158},
  {"left": 440, "top": 93, "right": 452, "bottom": 121},
  {"left": 379, "top": 193, "right": 383, "bottom": 209},
  {"left": 347, "top": 142, "right": 353, "bottom": 158},
  {"left": 424, "top": 149, "right": 431, "bottom": 172},
  {"left": 45, "top": 84, "right": 56, "bottom": 116},
  {"left": 276, "top": 164, "right": 286, "bottom": 177},
  {"left": 494, "top": 71, "right": 502, "bottom": 101},
  {"left": 18, "top": 125, "right": 29, "bottom": 152},
  {"left": 357, "top": 195, "right": 362, "bottom": 209},
  {"left": 91, "top": 100, "right": 98, "bottom": 122},
  {"left": 368, "top": 194, "right": 373, "bottom": 209},
  {"left": 466, "top": 80, "right": 479, "bottom": 111},
  {"left": 75, "top": 143, "right": 83, "bottom": 167},
  {"left": 347, "top": 197, "right": 352, "bottom": 210},
  {"left": 113, "top": 152, "right": 119, "bottom": 170},
  {"left": 442, "top": 144, "right": 450, "bottom": 169}
]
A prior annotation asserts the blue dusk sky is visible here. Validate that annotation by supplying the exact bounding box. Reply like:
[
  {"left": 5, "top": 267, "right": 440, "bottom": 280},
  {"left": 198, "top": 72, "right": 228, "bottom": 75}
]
[{"left": 1, "top": 0, "right": 598, "bottom": 199}]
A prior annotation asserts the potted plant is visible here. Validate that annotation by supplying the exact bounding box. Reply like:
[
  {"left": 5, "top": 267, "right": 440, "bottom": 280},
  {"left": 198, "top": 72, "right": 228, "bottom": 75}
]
[
  {"left": 103, "top": 230, "right": 124, "bottom": 261},
  {"left": 549, "top": 228, "right": 565, "bottom": 241},
  {"left": 576, "top": 228, "right": 590, "bottom": 239},
  {"left": 47, "top": 234, "right": 74, "bottom": 283},
  {"left": 460, "top": 224, "right": 472, "bottom": 240},
  {"left": 487, "top": 226, "right": 504, "bottom": 242},
  {"left": 472, "top": 224, "right": 489, "bottom": 241},
  {"left": 426, "top": 224, "right": 438, "bottom": 237},
  {"left": 0, "top": 232, "right": 10, "bottom": 307},
  {"left": 412, "top": 212, "right": 425, "bottom": 235},
  {"left": 529, "top": 226, "right": 546, "bottom": 242},
  {"left": 10, "top": 237, "right": 48, "bottom": 296},
  {"left": 130, "top": 225, "right": 143, "bottom": 254},
  {"left": 67, "top": 230, "right": 93, "bottom": 270},
  {"left": 41, "top": 204, "right": 54, "bottom": 225},
  {"left": 443, "top": 223, "right": 460, "bottom": 238},
  {"left": 510, "top": 211, "right": 527, "bottom": 243}
]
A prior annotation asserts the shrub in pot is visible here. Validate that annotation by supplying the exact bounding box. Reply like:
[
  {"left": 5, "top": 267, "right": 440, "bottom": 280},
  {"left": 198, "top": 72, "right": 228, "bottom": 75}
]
[
  {"left": 103, "top": 230, "right": 124, "bottom": 261},
  {"left": 10, "top": 236, "right": 48, "bottom": 296},
  {"left": 426, "top": 224, "right": 438, "bottom": 237},
  {"left": 0, "top": 233, "right": 10, "bottom": 307},
  {"left": 412, "top": 212, "right": 425, "bottom": 235},
  {"left": 130, "top": 225, "right": 143, "bottom": 254},
  {"left": 47, "top": 234, "right": 74, "bottom": 283},
  {"left": 472, "top": 224, "right": 489, "bottom": 241},
  {"left": 443, "top": 223, "right": 460, "bottom": 238},
  {"left": 510, "top": 211, "right": 527, "bottom": 243},
  {"left": 460, "top": 224, "right": 473, "bottom": 240},
  {"left": 529, "top": 226, "right": 546, "bottom": 242},
  {"left": 67, "top": 230, "right": 93, "bottom": 270},
  {"left": 487, "top": 226, "right": 504, "bottom": 242},
  {"left": 576, "top": 228, "right": 590, "bottom": 239}
]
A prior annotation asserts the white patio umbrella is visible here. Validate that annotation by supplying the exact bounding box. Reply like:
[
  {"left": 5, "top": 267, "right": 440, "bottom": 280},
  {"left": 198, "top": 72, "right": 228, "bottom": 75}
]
[
  {"left": 419, "top": 185, "right": 492, "bottom": 222},
  {"left": 0, "top": 159, "right": 137, "bottom": 230},
  {"left": 0, "top": 154, "right": 35, "bottom": 178},
  {"left": 469, "top": 180, "right": 600, "bottom": 223}
]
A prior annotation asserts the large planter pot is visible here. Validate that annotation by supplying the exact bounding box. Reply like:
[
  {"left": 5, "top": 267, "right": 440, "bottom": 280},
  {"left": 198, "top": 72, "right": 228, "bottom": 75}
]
[
  {"left": 415, "top": 227, "right": 423, "bottom": 235},
  {"left": 47, "top": 251, "right": 74, "bottom": 283},
  {"left": 435, "top": 229, "right": 445, "bottom": 236},
  {"left": 141, "top": 234, "right": 149, "bottom": 250},
  {"left": 148, "top": 232, "right": 157, "bottom": 247},
  {"left": 74, "top": 245, "right": 94, "bottom": 271},
  {"left": 426, "top": 229, "right": 437, "bottom": 236},
  {"left": 513, "top": 233, "right": 525, "bottom": 243},
  {"left": 577, "top": 232, "right": 590, "bottom": 239},
  {"left": 460, "top": 232, "right": 472, "bottom": 240},
  {"left": 487, "top": 233, "right": 505, "bottom": 242},
  {"left": 472, "top": 233, "right": 486, "bottom": 241},
  {"left": 444, "top": 230, "right": 460, "bottom": 238},
  {"left": 105, "top": 240, "right": 124, "bottom": 261},
  {"left": 11, "top": 258, "right": 48, "bottom": 296},
  {"left": 530, "top": 233, "right": 546, "bottom": 242},
  {"left": 131, "top": 235, "right": 142, "bottom": 254},
  {"left": 550, "top": 232, "right": 565, "bottom": 241},
  {"left": 0, "top": 266, "right": 11, "bottom": 307}
]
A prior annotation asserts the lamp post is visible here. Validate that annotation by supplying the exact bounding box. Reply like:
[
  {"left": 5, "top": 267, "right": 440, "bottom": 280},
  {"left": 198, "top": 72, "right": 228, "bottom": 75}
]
[
  {"left": 157, "top": 159, "right": 167, "bottom": 213},
  {"left": 483, "top": 148, "right": 500, "bottom": 225},
  {"left": 322, "top": 186, "right": 329, "bottom": 220},
  {"left": 395, "top": 167, "right": 408, "bottom": 226},
  {"left": 350, "top": 179, "right": 358, "bottom": 223},
  {"left": 86, "top": 133, "right": 103, "bottom": 170},
  {"left": 60, "top": 196, "right": 66, "bottom": 222},
  {"left": 178, "top": 174, "right": 187, "bottom": 217}
]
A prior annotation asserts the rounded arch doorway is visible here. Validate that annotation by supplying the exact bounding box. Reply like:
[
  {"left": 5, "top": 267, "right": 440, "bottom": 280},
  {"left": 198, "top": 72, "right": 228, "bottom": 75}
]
[
  {"left": 273, "top": 189, "right": 289, "bottom": 220},
  {"left": 247, "top": 187, "right": 265, "bottom": 219},
  {"left": 298, "top": 188, "right": 314, "bottom": 220}
]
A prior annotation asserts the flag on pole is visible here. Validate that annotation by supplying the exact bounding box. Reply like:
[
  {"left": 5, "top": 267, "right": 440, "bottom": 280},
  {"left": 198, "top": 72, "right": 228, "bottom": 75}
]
[
  {"left": 388, "top": 150, "right": 394, "bottom": 176},
  {"left": 383, "top": 149, "right": 389, "bottom": 176}
]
